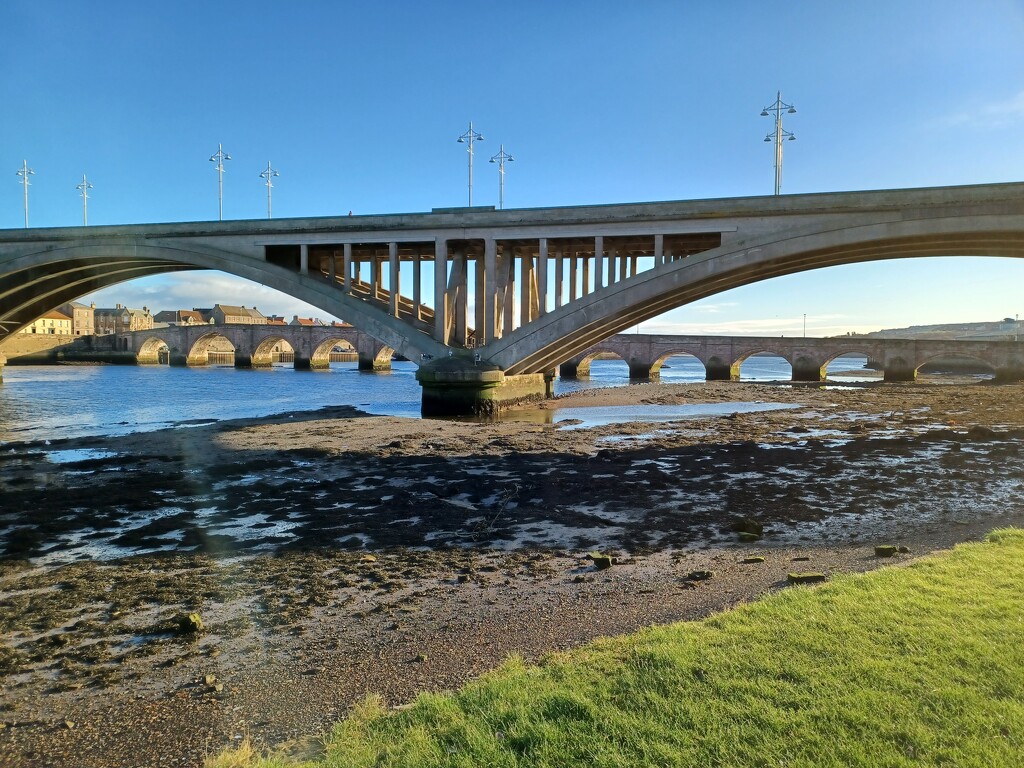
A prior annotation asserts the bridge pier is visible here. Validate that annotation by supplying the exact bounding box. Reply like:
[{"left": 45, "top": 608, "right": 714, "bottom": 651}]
[
  {"left": 995, "top": 364, "right": 1024, "bottom": 383},
  {"left": 559, "top": 361, "right": 582, "bottom": 378},
  {"left": 293, "top": 356, "right": 330, "bottom": 371},
  {"left": 705, "top": 358, "right": 737, "bottom": 381},
  {"left": 358, "top": 353, "right": 391, "bottom": 371},
  {"left": 883, "top": 367, "right": 917, "bottom": 382},
  {"left": 417, "top": 359, "right": 551, "bottom": 417},
  {"left": 628, "top": 361, "right": 656, "bottom": 380},
  {"left": 792, "top": 357, "right": 825, "bottom": 382}
]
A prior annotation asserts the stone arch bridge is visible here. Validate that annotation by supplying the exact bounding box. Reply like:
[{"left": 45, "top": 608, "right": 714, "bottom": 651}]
[
  {"left": 2, "top": 180, "right": 1024, "bottom": 412},
  {"left": 99, "top": 324, "right": 393, "bottom": 370},
  {"left": 564, "top": 334, "right": 1024, "bottom": 383}
]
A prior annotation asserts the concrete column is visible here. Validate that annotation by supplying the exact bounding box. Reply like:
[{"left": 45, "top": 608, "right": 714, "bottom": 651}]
[
  {"left": 520, "top": 248, "right": 534, "bottom": 325},
  {"left": 654, "top": 234, "right": 664, "bottom": 266},
  {"left": 484, "top": 239, "right": 497, "bottom": 343},
  {"left": 474, "top": 250, "right": 485, "bottom": 343},
  {"left": 433, "top": 238, "right": 447, "bottom": 342},
  {"left": 582, "top": 254, "right": 590, "bottom": 297},
  {"left": 370, "top": 252, "right": 380, "bottom": 299},
  {"left": 555, "top": 247, "right": 564, "bottom": 308},
  {"left": 619, "top": 249, "right": 628, "bottom": 281},
  {"left": 299, "top": 244, "right": 309, "bottom": 275},
  {"left": 343, "top": 243, "right": 352, "bottom": 293},
  {"left": 594, "top": 236, "right": 604, "bottom": 289},
  {"left": 329, "top": 252, "right": 337, "bottom": 284},
  {"left": 413, "top": 248, "right": 422, "bottom": 320},
  {"left": 607, "top": 244, "right": 617, "bottom": 286},
  {"left": 454, "top": 247, "right": 468, "bottom": 345},
  {"left": 537, "top": 238, "right": 548, "bottom": 316},
  {"left": 389, "top": 242, "right": 400, "bottom": 317},
  {"left": 503, "top": 254, "right": 515, "bottom": 334},
  {"left": 569, "top": 254, "right": 578, "bottom": 302},
  {"left": 629, "top": 255, "right": 638, "bottom": 278}
]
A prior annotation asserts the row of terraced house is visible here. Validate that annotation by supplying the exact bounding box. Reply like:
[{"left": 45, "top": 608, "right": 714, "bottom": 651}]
[{"left": 20, "top": 302, "right": 340, "bottom": 337}]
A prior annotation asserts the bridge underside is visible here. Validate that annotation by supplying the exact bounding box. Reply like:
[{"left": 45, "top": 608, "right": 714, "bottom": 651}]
[{"left": 2, "top": 182, "right": 1024, "bottom": 413}]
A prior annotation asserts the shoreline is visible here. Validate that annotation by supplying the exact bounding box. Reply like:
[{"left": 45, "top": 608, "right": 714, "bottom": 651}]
[{"left": 3, "top": 378, "right": 1024, "bottom": 766}]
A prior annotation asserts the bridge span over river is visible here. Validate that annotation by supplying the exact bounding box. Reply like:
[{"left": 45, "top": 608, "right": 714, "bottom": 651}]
[
  {"left": 2, "top": 181, "right": 1023, "bottom": 411},
  {"left": 62, "top": 326, "right": 1024, "bottom": 385}
]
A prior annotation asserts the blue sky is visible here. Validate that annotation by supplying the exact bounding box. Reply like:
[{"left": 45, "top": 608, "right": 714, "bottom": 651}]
[{"left": 3, "top": 1, "right": 1024, "bottom": 335}]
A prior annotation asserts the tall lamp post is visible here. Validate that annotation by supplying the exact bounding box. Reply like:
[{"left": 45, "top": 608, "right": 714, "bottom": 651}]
[
  {"left": 457, "top": 121, "right": 484, "bottom": 206},
  {"left": 76, "top": 174, "right": 93, "bottom": 225},
  {"left": 489, "top": 145, "right": 514, "bottom": 210},
  {"left": 16, "top": 160, "right": 34, "bottom": 228},
  {"left": 209, "top": 143, "right": 231, "bottom": 220},
  {"left": 259, "top": 162, "right": 279, "bottom": 219},
  {"left": 761, "top": 91, "right": 796, "bottom": 195}
]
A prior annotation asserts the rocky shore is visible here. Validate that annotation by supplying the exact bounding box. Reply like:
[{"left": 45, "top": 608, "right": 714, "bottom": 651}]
[{"left": 2, "top": 378, "right": 1024, "bottom": 767}]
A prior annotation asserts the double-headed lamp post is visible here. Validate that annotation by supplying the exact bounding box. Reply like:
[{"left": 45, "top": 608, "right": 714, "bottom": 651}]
[
  {"left": 16, "top": 160, "right": 34, "bottom": 228},
  {"left": 259, "top": 162, "right": 279, "bottom": 219},
  {"left": 209, "top": 143, "right": 231, "bottom": 220},
  {"left": 457, "top": 121, "right": 484, "bottom": 206},
  {"left": 489, "top": 145, "right": 514, "bottom": 210},
  {"left": 76, "top": 174, "right": 93, "bottom": 225},
  {"left": 761, "top": 91, "right": 796, "bottom": 195}
]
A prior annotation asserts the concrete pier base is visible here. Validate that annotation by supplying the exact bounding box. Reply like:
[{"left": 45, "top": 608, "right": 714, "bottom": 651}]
[{"left": 417, "top": 359, "right": 551, "bottom": 417}]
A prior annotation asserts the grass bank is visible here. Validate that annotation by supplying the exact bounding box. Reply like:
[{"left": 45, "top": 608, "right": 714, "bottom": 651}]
[{"left": 210, "top": 531, "right": 1024, "bottom": 767}]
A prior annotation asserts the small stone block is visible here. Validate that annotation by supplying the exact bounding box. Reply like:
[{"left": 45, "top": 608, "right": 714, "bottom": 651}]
[
  {"left": 897, "top": 546, "right": 911, "bottom": 554},
  {"left": 359, "top": 554, "right": 377, "bottom": 563},
  {"left": 587, "top": 552, "right": 614, "bottom": 570},
  {"left": 179, "top": 613, "right": 203, "bottom": 633},
  {"left": 874, "top": 545, "right": 898, "bottom": 558},
  {"left": 788, "top": 572, "right": 827, "bottom": 585},
  {"left": 741, "top": 556, "right": 766, "bottom": 564},
  {"left": 204, "top": 674, "right": 217, "bottom": 686},
  {"left": 685, "top": 570, "right": 714, "bottom": 581}
]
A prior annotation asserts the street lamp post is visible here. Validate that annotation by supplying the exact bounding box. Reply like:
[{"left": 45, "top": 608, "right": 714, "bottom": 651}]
[
  {"left": 76, "top": 174, "right": 93, "bottom": 225},
  {"left": 457, "top": 121, "right": 484, "bottom": 206},
  {"left": 209, "top": 143, "right": 231, "bottom": 220},
  {"left": 259, "top": 162, "right": 279, "bottom": 219},
  {"left": 489, "top": 144, "right": 514, "bottom": 210},
  {"left": 16, "top": 160, "right": 34, "bottom": 228},
  {"left": 761, "top": 91, "right": 796, "bottom": 195}
]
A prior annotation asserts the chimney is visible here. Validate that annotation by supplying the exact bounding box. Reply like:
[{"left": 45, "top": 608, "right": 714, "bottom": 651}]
[{"left": 116, "top": 303, "right": 122, "bottom": 309}]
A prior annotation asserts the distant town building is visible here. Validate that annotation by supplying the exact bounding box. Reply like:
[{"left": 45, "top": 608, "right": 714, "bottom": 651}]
[
  {"left": 20, "top": 310, "right": 72, "bottom": 335},
  {"left": 290, "top": 315, "right": 325, "bottom": 327},
  {"left": 211, "top": 305, "right": 267, "bottom": 325},
  {"left": 266, "top": 315, "right": 287, "bottom": 326},
  {"left": 58, "top": 301, "right": 96, "bottom": 336},
  {"left": 153, "top": 309, "right": 209, "bottom": 326},
  {"left": 94, "top": 304, "right": 153, "bottom": 334}
]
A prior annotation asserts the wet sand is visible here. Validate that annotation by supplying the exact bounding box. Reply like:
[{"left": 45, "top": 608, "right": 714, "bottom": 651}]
[{"left": 2, "top": 378, "right": 1024, "bottom": 767}]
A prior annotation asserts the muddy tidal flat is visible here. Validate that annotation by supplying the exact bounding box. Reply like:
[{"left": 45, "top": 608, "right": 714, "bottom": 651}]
[{"left": 3, "top": 379, "right": 1024, "bottom": 767}]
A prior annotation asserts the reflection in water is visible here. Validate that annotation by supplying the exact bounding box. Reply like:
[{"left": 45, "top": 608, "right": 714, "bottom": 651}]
[{"left": 0, "top": 355, "right": 870, "bottom": 444}]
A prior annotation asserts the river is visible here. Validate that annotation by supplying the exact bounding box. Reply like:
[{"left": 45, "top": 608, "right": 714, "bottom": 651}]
[{"left": 0, "top": 354, "right": 872, "bottom": 444}]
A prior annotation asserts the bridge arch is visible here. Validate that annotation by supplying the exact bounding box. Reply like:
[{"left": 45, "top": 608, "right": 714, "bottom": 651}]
[
  {"left": 136, "top": 335, "right": 171, "bottom": 365},
  {"left": 491, "top": 218, "right": 1024, "bottom": 374},
  {"left": 651, "top": 350, "right": 705, "bottom": 379},
  {"left": 0, "top": 240, "right": 448, "bottom": 364},
  {"left": 915, "top": 351, "right": 997, "bottom": 378}
]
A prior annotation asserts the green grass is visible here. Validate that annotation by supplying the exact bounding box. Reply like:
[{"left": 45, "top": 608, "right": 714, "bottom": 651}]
[{"left": 209, "top": 530, "right": 1024, "bottom": 767}]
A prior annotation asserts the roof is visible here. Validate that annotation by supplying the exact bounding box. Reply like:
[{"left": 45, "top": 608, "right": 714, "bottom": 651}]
[
  {"left": 215, "top": 304, "right": 266, "bottom": 319},
  {"left": 41, "top": 310, "right": 71, "bottom": 321}
]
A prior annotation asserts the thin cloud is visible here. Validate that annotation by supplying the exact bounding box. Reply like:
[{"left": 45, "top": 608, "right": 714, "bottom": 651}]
[{"left": 943, "top": 90, "right": 1024, "bottom": 129}]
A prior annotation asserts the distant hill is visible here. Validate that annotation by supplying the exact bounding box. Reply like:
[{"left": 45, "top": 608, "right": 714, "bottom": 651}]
[{"left": 843, "top": 318, "right": 1022, "bottom": 341}]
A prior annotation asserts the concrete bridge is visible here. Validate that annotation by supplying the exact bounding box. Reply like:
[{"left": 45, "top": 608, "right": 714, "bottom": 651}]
[
  {"left": 2, "top": 181, "right": 1023, "bottom": 412},
  {"left": 563, "top": 334, "right": 1024, "bottom": 383},
  {"left": 98, "top": 324, "right": 393, "bottom": 370}
]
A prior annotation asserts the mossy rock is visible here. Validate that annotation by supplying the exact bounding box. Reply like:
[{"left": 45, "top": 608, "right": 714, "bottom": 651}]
[
  {"left": 178, "top": 613, "right": 204, "bottom": 634},
  {"left": 788, "top": 572, "right": 827, "bottom": 585},
  {"left": 874, "top": 545, "right": 898, "bottom": 558},
  {"left": 729, "top": 517, "right": 764, "bottom": 536},
  {"left": 897, "top": 545, "right": 911, "bottom": 554},
  {"left": 741, "top": 556, "right": 766, "bottom": 564},
  {"left": 587, "top": 552, "right": 615, "bottom": 570},
  {"left": 685, "top": 570, "right": 714, "bottom": 581},
  {"left": 738, "top": 532, "right": 762, "bottom": 543}
]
